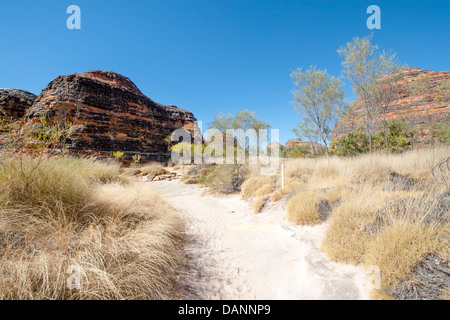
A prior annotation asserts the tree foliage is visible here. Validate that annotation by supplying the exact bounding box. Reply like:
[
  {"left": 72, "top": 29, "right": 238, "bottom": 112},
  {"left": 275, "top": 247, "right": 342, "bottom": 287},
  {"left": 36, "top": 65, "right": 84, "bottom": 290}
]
[
  {"left": 210, "top": 109, "right": 270, "bottom": 133},
  {"left": 290, "top": 66, "right": 345, "bottom": 156},
  {"left": 338, "top": 34, "right": 402, "bottom": 153},
  {"left": 331, "top": 121, "right": 413, "bottom": 156}
]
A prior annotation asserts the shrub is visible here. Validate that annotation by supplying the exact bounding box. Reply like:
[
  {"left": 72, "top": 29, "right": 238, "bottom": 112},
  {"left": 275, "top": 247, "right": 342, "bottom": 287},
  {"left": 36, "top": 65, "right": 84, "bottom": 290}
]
[
  {"left": 131, "top": 154, "right": 142, "bottom": 166},
  {"left": 113, "top": 151, "right": 125, "bottom": 160},
  {"left": 331, "top": 127, "right": 369, "bottom": 156},
  {"left": 431, "top": 121, "right": 450, "bottom": 145}
]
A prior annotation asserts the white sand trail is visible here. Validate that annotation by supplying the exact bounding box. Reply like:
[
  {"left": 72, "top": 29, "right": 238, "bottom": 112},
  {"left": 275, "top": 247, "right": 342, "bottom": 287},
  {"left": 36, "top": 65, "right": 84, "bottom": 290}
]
[{"left": 152, "top": 180, "right": 371, "bottom": 300}]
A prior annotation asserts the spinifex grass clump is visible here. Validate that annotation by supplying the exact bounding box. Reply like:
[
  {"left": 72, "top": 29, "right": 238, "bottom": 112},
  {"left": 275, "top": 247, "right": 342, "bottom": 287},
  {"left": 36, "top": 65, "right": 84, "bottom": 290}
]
[{"left": 0, "top": 157, "right": 184, "bottom": 300}]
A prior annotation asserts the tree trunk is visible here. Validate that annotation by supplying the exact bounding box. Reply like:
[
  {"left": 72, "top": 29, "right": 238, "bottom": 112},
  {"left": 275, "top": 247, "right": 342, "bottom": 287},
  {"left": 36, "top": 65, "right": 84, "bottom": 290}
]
[{"left": 384, "top": 126, "right": 390, "bottom": 154}]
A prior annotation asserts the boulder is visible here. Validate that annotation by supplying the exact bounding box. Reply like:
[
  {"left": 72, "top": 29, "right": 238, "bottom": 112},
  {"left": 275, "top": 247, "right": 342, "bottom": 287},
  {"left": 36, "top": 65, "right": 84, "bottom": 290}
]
[{"left": 0, "top": 89, "right": 36, "bottom": 119}]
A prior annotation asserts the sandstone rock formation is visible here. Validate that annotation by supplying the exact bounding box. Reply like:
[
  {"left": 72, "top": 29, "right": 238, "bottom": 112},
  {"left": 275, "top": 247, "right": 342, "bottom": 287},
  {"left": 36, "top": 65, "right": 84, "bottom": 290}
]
[
  {"left": 26, "top": 70, "right": 198, "bottom": 162},
  {"left": 284, "top": 138, "right": 323, "bottom": 152},
  {"left": 332, "top": 67, "right": 450, "bottom": 146},
  {"left": 0, "top": 89, "right": 37, "bottom": 119}
]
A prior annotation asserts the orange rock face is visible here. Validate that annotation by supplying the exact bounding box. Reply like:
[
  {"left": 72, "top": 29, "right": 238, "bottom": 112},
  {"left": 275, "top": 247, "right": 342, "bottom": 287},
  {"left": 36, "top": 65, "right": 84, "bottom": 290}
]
[
  {"left": 332, "top": 67, "right": 450, "bottom": 146},
  {"left": 26, "top": 70, "right": 198, "bottom": 162},
  {"left": 284, "top": 138, "right": 322, "bottom": 151}
]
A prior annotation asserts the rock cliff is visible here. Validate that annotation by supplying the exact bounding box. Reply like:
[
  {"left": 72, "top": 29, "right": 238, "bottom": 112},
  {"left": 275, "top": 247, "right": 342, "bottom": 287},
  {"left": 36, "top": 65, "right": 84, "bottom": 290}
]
[
  {"left": 26, "top": 70, "right": 198, "bottom": 162},
  {"left": 332, "top": 67, "right": 450, "bottom": 146}
]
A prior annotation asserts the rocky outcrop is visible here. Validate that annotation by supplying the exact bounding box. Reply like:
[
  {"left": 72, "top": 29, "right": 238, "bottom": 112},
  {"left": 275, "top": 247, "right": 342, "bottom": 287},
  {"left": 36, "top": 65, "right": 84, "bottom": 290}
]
[
  {"left": 332, "top": 67, "right": 450, "bottom": 146},
  {"left": 284, "top": 139, "right": 323, "bottom": 151},
  {"left": 0, "top": 89, "right": 37, "bottom": 119},
  {"left": 26, "top": 70, "right": 198, "bottom": 162},
  {"left": 267, "top": 141, "right": 283, "bottom": 150}
]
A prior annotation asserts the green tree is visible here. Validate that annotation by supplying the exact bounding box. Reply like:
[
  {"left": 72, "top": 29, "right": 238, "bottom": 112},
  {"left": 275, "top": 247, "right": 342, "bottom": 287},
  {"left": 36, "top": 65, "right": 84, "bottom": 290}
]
[
  {"left": 291, "top": 66, "right": 345, "bottom": 157},
  {"left": 210, "top": 109, "right": 270, "bottom": 133},
  {"left": 373, "top": 53, "right": 403, "bottom": 154},
  {"left": 209, "top": 109, "right": 271, "bottom": 154},
  {"left": 338, "top": 34, "right": 402, "bottom": 153}
]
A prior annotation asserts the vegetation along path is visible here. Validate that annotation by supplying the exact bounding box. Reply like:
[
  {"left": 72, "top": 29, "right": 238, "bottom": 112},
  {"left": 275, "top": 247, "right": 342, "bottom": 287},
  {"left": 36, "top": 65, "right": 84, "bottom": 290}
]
[{"left": 152, "top": 180, "right": 371, "bottom": 300}]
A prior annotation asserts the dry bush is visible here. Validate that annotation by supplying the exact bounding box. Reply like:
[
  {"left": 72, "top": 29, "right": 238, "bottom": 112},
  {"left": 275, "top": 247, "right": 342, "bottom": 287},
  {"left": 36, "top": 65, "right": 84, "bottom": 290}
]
[
  {"left": 0, "top": 158, "right": 184, "bottom": 300},
  {"left": 253, "top": 197, "right": 268, "bottom": 214},
  {"left": 241, "top": 176, "right": 274, "bottom": 200},
  {"left": 286, "top": 192, "right": 322, "bottom": 226}
]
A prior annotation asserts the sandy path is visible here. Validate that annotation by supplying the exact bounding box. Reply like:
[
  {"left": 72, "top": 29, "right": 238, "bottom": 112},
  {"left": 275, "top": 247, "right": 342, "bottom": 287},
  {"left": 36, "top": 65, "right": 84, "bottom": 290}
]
[{"left": 152, "top": 180, "right": 371, "bottom": 300}]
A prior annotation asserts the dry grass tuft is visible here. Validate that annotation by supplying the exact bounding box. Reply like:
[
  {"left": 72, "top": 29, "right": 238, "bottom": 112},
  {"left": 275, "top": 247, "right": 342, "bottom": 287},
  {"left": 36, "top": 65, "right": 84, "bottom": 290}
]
[
  {"left": 276, "top": 178, "right": 303, "bottom": 196},
  {"left": 0, "top": 158, "right": 184, "bottom": 300},
  {"left": 314, "top": 167, "right": 340, "bottom": 179},
  {"left": 321, "top": 194, "right": 384, "bottom": 264},
  {"left": 253, "top": 184, "right": 273, "bottom": 198},
  {"left": 286, "top": 192, "right": 322, "bottom": 226},
  {"left": 253, "top": 197, "right": 268, "bottom": 214},
  {"left": 241, "top": 176, "right": 274, "bottom": 200},
  {"left": 364, "top": 221, "right": 442, "bottom": 289},
  {"left": 270, "top": 191, "right": 282, "bottom": 202},
  {"left": 131, "top": 162, "right": 169, "bottom": 178},
  {"left": 324, "top": 185, "right": 351, "bottom": 204}
]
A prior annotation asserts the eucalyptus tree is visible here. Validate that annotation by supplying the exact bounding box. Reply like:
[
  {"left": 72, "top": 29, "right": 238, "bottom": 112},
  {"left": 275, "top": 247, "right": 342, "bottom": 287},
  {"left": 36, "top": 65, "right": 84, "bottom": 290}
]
[
  {"left": 291, "top": 66, "right": 345, "bottom": 157},
  {"left": 338, "top": 34, "right": 402, "bottom": 153}
]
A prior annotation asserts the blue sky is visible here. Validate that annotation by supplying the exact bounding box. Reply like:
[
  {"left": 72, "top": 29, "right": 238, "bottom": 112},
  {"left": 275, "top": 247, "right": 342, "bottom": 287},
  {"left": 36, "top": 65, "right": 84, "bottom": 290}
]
[{"left": 0, "top": 0, "right": 449, "bottom": 144}]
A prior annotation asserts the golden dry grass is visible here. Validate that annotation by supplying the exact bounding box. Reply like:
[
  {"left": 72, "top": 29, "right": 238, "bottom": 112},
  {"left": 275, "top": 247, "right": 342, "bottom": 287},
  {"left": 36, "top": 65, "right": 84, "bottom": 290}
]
[
  {"left": 0, "top": 158, "right": 184, "bottom": 300},
  {"left": 324, "top": 185, "right": 351, "bottom": 203},
  {"left": 286, "top": 192, "right": 322, "bottom": 226},
  {"left": 275, "top": 146, "right": 449, "bottom": 299},
  {"left": 253, "top": 196, "right": 268, "bottom": 214},
  {"left": 275, "top": 177, "right": 303, "bottom": 197},
  {"left": 270, "top": 191, "right": 282, "bottom": 202},
  {"left": 253, "top": 183, "right": 273, "bottom": 198},
  {"left": 130, "top": 162, "right": 169, "bottom": 178},
  {"left": 314, "top": 167, "right": 340, "bottom": 179},
  {"left": 370, "top": 289, "right": 395, "bottom": 300},
  {"left": 241, "top": 176, "right": 274, "bottom": 200},
  {"left": 364, "top": 221, "right": 442, "bottom": 289},
  {"left": 321, "top": 197, "right": 381, "bottom": 264}
]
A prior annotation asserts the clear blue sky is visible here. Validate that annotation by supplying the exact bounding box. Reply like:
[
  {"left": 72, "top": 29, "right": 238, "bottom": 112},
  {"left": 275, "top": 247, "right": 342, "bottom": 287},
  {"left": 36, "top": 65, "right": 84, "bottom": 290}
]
[{"left": 0, "top": 0, "right": 449, "bottom": 144}]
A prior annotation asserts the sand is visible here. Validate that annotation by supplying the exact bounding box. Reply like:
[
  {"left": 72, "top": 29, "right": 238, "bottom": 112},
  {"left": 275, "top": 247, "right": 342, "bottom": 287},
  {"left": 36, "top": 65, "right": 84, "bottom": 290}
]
[{"left": 152, "top": 180, "right": 371, "bottom": 300}]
